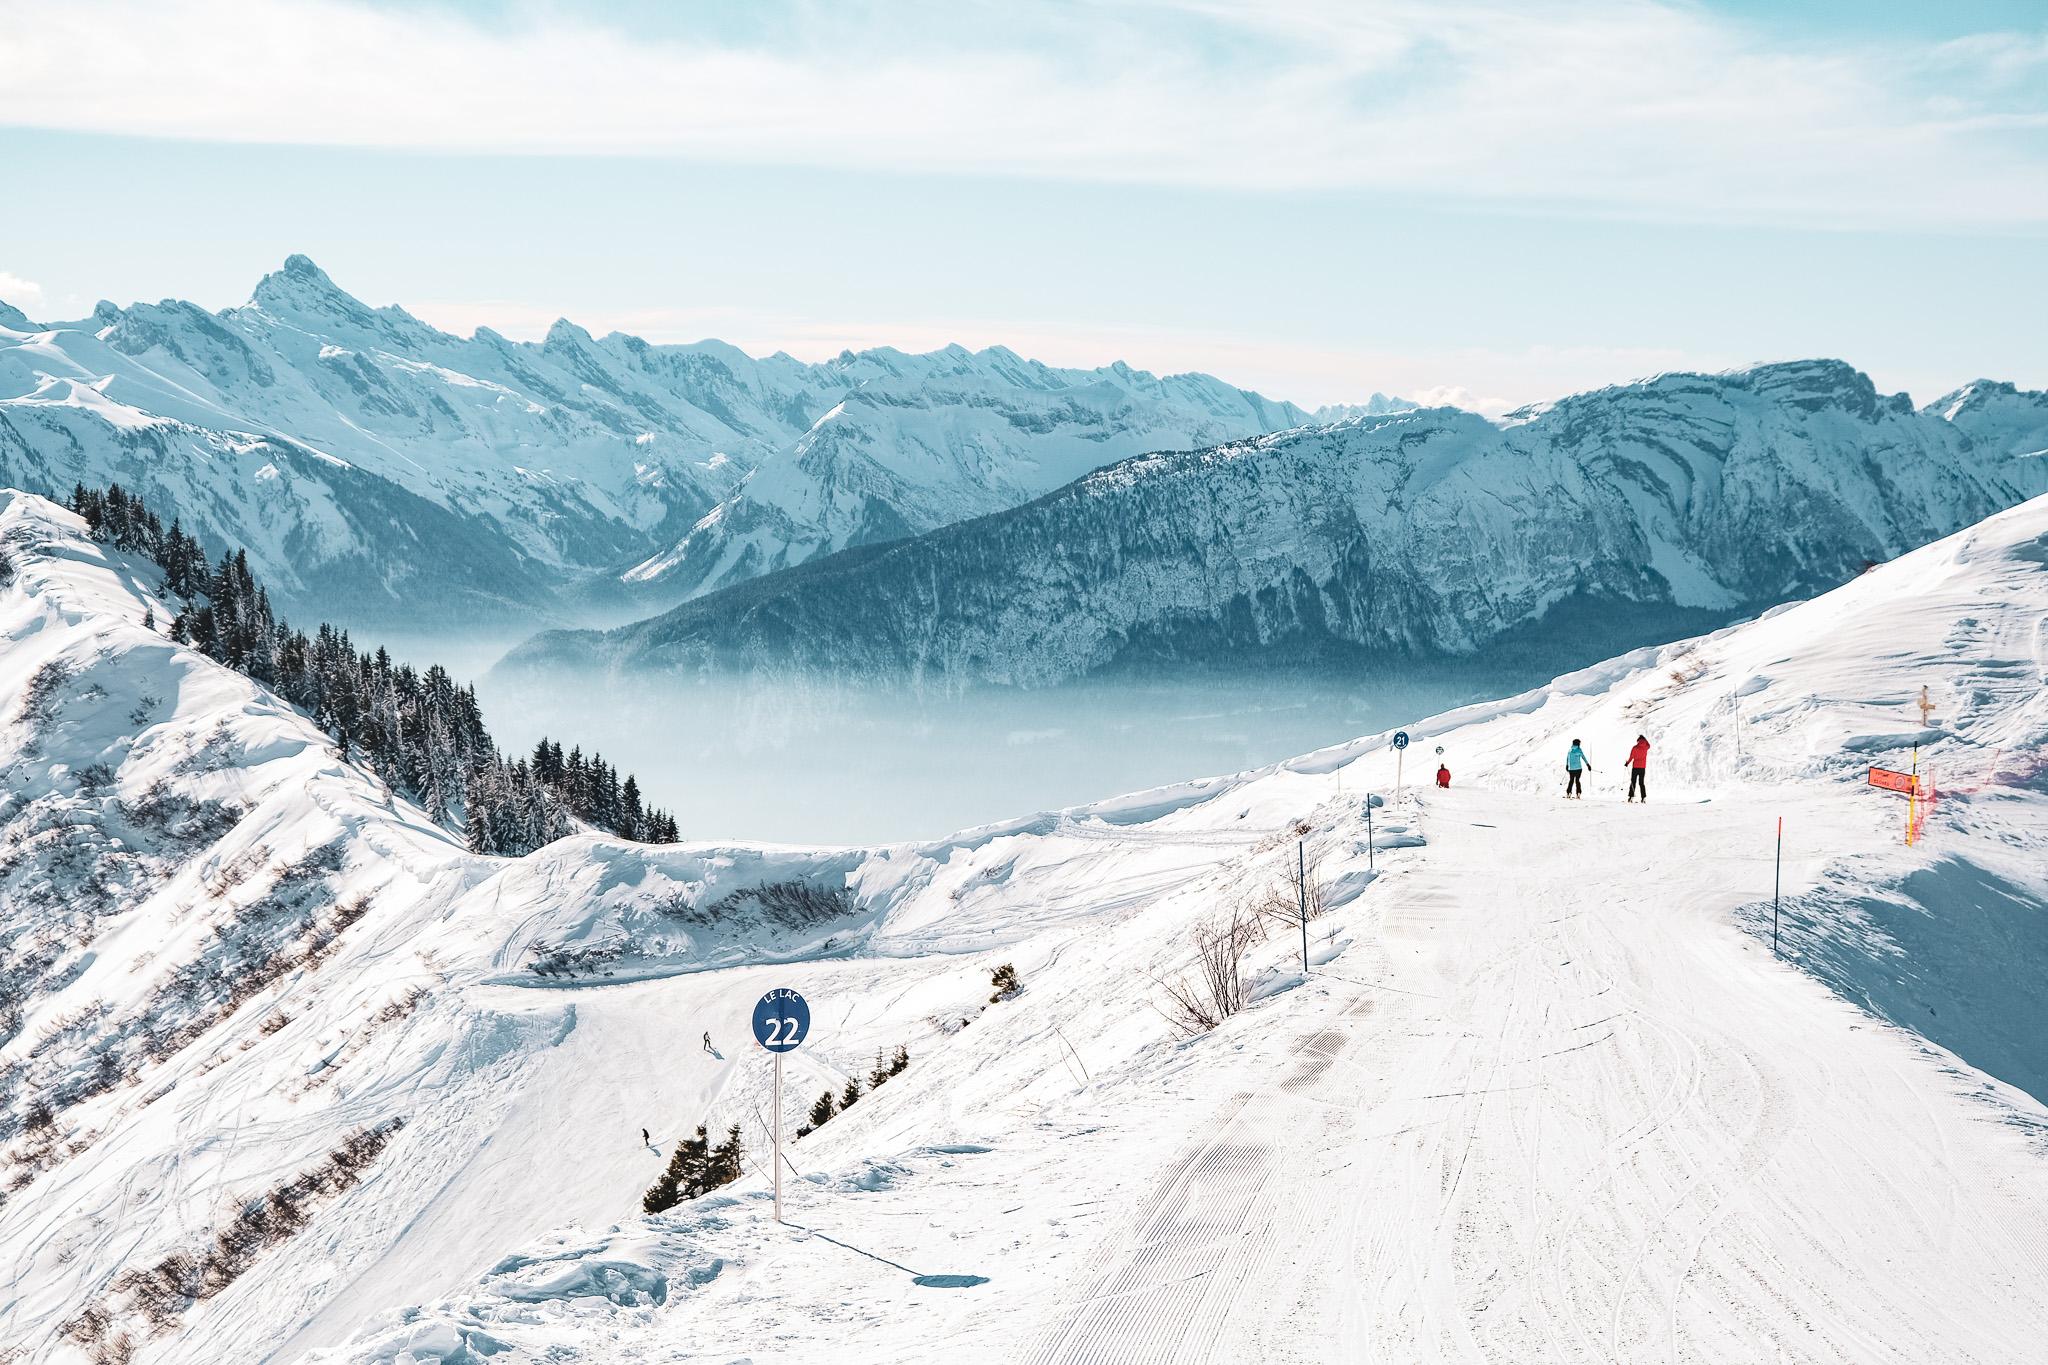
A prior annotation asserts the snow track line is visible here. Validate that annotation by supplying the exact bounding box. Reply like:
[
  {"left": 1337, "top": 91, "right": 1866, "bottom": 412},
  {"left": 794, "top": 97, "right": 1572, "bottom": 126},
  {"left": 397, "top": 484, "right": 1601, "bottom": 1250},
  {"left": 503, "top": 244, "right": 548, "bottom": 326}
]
[{"left": 1030, "top": 999, "right": 1379, "bottom": 1365}]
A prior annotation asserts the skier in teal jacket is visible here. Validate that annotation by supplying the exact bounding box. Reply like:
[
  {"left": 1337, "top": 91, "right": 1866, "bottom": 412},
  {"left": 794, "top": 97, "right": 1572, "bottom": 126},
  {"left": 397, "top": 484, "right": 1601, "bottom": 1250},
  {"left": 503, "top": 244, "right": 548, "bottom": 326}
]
[{"left": 1565, "top": 740, "right": 1592, "bottom": 799}]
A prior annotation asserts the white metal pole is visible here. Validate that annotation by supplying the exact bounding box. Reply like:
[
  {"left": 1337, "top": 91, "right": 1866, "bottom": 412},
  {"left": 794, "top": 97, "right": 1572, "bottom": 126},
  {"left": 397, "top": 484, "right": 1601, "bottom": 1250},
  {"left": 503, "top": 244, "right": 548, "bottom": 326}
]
[
  {"left": 772, "top": 1051, "right": 784, "bottom": 1222},
  {"left": 1396, "top": 748, "right": 1404, "bottom": 797}
]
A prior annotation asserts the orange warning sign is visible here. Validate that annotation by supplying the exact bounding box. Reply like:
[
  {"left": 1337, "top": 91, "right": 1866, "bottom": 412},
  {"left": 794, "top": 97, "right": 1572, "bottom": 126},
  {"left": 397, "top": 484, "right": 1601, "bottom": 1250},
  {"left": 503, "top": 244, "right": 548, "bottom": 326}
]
[{"left": 1868, "top": 766, "right": 1918, "bottom": 794}]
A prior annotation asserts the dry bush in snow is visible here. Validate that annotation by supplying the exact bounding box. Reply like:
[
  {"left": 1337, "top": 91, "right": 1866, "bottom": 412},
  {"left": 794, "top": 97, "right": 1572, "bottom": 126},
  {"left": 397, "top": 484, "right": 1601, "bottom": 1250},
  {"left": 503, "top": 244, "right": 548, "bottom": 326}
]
[{"left": 1157, "top": 903, "right": 1265, "bottom": 1036}]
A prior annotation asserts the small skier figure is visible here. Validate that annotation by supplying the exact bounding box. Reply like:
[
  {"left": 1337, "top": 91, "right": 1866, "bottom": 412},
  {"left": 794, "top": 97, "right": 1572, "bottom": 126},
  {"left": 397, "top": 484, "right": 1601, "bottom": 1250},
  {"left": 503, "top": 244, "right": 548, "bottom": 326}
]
[
  {"left": 702, "top": 1030, "right": 713, "bottom": 1054},
  {"left": 1565, "top": 739, "right": 1591, "bottom": 799},
  {"left": 641, "top": 1127, "right": 651, "bottom": 1146},
  {"left": 1626, "top": 734, "right": 1650, "bottom": 802},
  {"left": 1435, "top": 764, "right": 1451, "bottom": 789}
]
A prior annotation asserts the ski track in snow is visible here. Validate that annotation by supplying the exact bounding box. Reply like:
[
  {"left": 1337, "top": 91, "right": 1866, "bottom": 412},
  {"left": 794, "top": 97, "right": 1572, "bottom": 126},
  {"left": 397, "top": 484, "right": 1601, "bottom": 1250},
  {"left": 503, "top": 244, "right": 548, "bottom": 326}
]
[{"left": 1029, "top": 791, "right": 2048, "bottom": 1364}]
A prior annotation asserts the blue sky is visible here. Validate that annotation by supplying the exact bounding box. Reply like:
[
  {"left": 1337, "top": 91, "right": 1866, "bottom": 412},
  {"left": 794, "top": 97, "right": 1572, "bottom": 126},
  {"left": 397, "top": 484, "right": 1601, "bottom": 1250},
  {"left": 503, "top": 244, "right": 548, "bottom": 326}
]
[{"left": 1, "top": 0, "right": 2043, "bottom": 412}]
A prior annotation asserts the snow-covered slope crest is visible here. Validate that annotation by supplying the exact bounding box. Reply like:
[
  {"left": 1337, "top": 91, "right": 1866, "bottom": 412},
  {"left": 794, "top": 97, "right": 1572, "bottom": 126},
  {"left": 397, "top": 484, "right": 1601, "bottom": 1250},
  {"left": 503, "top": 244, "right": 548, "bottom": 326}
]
[
  {"left": 314, "top": 498, "right": 2047, "bottom": 1362},
  {"left": 515, "top": 359, "right": 2048, "bottom": 689},
  {"left": 0, "top": 491, "right": 932, "bottom": 1361},
  {"left": 0, "top": 261, "right": 1315, "bottom": 627},
  {"left": 0, "top": 488, "right": 1368, "bottom": 1362},
  {"left": 9, "top": 487, "right": 2048, "bottom": 1364}
]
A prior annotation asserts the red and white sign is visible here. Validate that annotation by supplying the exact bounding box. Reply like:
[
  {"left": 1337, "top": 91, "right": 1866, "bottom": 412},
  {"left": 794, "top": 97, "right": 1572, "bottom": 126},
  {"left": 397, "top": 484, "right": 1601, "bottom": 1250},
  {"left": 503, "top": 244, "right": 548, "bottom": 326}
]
[{"left": 1868, "top": 766, "right": 1919, "bottom": 794}]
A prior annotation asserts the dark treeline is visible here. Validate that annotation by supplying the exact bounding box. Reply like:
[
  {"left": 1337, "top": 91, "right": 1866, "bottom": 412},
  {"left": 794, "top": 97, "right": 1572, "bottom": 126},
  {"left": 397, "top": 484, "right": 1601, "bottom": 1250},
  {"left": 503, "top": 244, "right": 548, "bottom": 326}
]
[{"left": 67, "top": 483, "right": 678, "bottom": 853}]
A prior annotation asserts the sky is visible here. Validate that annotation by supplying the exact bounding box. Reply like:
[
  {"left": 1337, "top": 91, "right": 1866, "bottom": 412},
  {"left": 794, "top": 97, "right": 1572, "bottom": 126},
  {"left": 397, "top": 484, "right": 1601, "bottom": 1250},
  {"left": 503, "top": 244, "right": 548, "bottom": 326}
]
[{"left": 1, "top": 0, "right": 2044, "bottom": 413}]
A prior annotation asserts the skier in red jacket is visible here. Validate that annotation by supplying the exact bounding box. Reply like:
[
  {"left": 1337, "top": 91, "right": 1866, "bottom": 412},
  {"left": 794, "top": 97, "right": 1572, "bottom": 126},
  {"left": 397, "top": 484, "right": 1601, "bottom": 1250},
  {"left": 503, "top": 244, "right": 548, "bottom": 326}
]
[
  {"left": 1626, "top": 734, "right": 1650, "bottom": 802},
  {"left": 1435, "top": 764, "right": 1451, "bottom": 788}
]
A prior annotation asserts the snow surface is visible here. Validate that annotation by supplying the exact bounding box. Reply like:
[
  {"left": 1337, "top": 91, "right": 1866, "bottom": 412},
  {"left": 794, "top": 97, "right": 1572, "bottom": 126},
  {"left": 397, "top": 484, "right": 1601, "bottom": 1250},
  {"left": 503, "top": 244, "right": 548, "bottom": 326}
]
[{"left": 3, "top": 489, "right": 2047, "bottom": 1361}]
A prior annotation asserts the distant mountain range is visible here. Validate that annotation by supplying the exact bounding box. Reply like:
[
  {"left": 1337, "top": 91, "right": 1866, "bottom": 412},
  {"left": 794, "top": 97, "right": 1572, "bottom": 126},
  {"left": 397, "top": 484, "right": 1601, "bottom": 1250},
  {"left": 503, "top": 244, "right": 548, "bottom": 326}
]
[
  {"left": 0, "top": 257, "right": 1339, "bottom": 627},
  {"left": 505, "top": 360, "right": 2048, "bottom": 688}
]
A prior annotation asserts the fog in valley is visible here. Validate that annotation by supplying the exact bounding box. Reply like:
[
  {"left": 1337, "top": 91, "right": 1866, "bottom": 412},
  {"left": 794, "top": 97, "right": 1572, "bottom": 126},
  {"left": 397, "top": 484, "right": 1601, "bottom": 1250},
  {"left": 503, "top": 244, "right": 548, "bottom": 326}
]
[{"left": 375, "top": 631, "right": 1522, "bottom": 845}]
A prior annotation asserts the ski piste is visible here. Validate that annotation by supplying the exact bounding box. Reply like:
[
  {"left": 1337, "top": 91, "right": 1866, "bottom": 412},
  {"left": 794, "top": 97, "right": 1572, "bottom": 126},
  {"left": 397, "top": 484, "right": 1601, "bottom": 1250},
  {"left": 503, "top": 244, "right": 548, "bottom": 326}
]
[{"left": 2, "top": 487, "right": 2046, "bottom": 1361}]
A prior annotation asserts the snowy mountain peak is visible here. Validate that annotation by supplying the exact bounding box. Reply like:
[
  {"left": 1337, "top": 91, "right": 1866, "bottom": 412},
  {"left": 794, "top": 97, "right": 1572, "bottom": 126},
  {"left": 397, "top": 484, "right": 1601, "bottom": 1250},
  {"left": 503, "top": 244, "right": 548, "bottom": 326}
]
[
  {"left": 543, "top": 317, "right": 597, "bottom": 350},
  {"left": 250, "top": 252, "right": 353, "bottom": 311},
  {"left": 0, "top": 299, "right": 31, "bottom": 332},
  {"left": 1738, "top": 357, "right": 1888, "bottom": 416},
  {"left": 245, "top": 254, "right": 438, "bottom": 346}
]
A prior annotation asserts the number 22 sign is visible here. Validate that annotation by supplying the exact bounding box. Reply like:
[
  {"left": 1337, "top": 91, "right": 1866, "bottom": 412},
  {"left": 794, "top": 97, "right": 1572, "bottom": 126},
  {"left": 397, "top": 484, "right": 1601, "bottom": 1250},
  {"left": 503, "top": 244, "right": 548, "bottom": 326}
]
[{"left": 752, "top": 988, "right": 810, "bottom": 1053}]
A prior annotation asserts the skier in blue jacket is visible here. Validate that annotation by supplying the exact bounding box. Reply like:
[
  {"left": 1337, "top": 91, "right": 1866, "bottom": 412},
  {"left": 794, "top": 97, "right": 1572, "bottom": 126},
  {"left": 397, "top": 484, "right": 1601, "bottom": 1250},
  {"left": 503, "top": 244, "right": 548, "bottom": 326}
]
[{"left": 1565, "top": 739, "right": 1592, "bottom": 799}]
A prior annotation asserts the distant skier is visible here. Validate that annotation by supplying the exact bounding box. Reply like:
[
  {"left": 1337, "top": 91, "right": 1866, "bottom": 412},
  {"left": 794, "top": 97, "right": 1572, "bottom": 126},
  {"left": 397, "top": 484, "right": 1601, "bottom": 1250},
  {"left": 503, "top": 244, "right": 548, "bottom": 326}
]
[
  {"left": 641, "top": 1127, "right": 651, "bottom": 1147},
  {"left": 1565, "top": 739, "right": 1591, "bottom": 799},
  {"left": 1626, "top": 734, "right": 1650, "bottom": 802},
  {"left": 702, "top": 1030, "right": 713, "bottom": 1054},
  {"left": 1435, "top": 764, "right": 1451, "bottom": 789}
]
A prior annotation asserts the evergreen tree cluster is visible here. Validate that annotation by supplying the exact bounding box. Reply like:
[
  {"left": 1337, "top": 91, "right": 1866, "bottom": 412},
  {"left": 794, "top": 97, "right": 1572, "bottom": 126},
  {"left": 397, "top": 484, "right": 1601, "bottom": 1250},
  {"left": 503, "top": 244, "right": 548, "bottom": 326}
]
[
  {"left": 795, "top": 1044, "right": 908, "bottom": 1138},
  {"left": 67, "top": 483, "right": 679, "bottom": 854},
  {"left": 642, "top": 1123, "right": 743, "bottom": 1214}
]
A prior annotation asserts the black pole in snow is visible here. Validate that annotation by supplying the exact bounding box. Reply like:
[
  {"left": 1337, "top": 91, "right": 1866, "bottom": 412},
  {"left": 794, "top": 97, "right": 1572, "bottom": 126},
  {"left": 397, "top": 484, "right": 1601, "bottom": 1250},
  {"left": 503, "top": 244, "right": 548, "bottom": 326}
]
[
  {"left": 1366, "top": 798, "right": 1374, "bottom": 871},
  {"left": 1298, "top": 839, "right": 1309, "bottom": 973},
  {"left": 1772, "top": 816, "right": 1783, "bottom": 956}
]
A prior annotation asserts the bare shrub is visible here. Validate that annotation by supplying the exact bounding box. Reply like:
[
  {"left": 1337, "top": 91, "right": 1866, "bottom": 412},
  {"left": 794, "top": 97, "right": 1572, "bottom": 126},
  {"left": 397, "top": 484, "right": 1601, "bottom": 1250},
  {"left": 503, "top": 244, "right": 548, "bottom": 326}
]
[
  {"left": 117, "top": 781, "right": 243, "bottom": 848},
  {"left": 95, "top": 1118, "right": 404, "bottom": 1340},
  {"left": 1252, "top": 851, "right": 1332, "bottom": 937},
  {"left": 1156, "top": 904, "right": 1264, "bottom": 1036},
  {"left": 371, "top": 987, "right": 427, "bottom": 1025},
  {"left": 663, "top": 879, "right": 860, "bottom": 931},
  {"left": 19, "top": 659, "right": 73, "bottom": 727},
  {"left": 526, "top": 940, "right": 624, "bottom": 978},
  {"left": 59, "top": 1303, "right": 134, "bottom": 1364}
]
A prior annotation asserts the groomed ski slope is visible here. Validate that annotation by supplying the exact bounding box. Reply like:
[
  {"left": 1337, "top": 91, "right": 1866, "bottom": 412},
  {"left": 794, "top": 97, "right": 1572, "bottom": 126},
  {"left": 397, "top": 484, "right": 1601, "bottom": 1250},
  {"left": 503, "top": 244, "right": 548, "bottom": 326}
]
[
  {"left": 319, "top": 496, "right": 2047, "bottom": 1363},
  {"left": 3, "top": 491, "right": 2047, "bottom": 1362}
]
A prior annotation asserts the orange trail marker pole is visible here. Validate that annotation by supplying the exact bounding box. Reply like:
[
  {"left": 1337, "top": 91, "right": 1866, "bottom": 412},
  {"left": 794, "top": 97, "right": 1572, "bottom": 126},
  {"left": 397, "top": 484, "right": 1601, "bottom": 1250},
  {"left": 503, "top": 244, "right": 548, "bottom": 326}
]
[{"left": 1907, "top": 744, "right": 1921, "bottom": 846}]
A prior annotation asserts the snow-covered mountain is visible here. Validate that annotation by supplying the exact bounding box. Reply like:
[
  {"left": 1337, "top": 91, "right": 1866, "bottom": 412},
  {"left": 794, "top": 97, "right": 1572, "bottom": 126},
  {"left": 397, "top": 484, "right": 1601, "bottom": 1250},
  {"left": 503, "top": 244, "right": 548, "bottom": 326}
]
[
  {"left": 0, "top": 260, "right": 1314, "bottom": 626},
  {"left": 510, "top": 359, "right": 2048, "bottom": 688},
  {"left": 617, "top": 348, "right": 1314, "bottom": 601},
  {"left": 1931, "top": 378, "right": 2048, "bottom": 490},
  {"left": 6, "top": 483, "right": 2046, "bottom": 1361}
]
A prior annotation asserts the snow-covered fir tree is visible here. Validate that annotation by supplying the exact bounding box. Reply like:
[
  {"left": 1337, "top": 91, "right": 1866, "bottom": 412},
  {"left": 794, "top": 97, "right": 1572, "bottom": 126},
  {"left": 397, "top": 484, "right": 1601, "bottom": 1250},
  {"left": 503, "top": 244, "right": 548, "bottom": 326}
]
[{"left": 66, "top": 483, "right": 681, "bottom": 853}]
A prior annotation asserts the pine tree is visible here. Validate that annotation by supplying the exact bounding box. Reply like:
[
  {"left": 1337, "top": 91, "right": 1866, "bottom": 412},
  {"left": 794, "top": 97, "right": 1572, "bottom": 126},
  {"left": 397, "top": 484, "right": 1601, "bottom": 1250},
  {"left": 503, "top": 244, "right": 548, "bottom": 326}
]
[
  {"left": 465, "top": 803, "right": 492, "bottom": 855},
  {"left": 643, "top": 1126, "right": 711, "bottom": 1214},
  {"left": 707, "top": 1125, "right": 743, "bottom": 1189},
  {"left": 807, "top": 1090, "right": 836, "bottom": 1129},
  {"left": 839, "top": 1076, "right": 862, "bottom": 1111},
  {"left": 889, "top": 1043, "right": 909, "bottom": 1076},
  {"left": 869, "top": 1050, "right": 893, "bottom": 1090}
]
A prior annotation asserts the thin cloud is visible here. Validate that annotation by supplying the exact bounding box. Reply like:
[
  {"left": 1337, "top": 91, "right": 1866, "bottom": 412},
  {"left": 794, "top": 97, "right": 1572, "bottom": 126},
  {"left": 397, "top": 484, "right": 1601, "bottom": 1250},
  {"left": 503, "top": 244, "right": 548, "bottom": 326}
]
[
  {"left": 1, "top": 0, "right": 2044, "bottom": 228},
  {"left": 0, "top": 271, "right": 47, "bottom": 317}
]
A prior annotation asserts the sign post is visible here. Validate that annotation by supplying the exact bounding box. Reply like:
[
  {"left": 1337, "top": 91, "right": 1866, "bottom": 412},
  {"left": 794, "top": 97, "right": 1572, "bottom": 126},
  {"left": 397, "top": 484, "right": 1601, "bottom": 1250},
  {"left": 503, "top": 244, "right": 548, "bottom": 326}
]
[
  {"left": 751, "top": 987, "right": 811, "bottom": 1223},
  {"left": 1868, "top": 762, "right": 1930, "bottom": 846},
  {"left": 1366, "top": 796, "right": 1374, "bottom": 871},
  {"left": 1392, "top": 730, "right": 1409, "bottom": 795},
  {"left": 1772, "top": 817, "right": 1783, "bottom": 956},
  {"left": 1297, "top": 839, "right": 1309, "bottom": 974}
]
